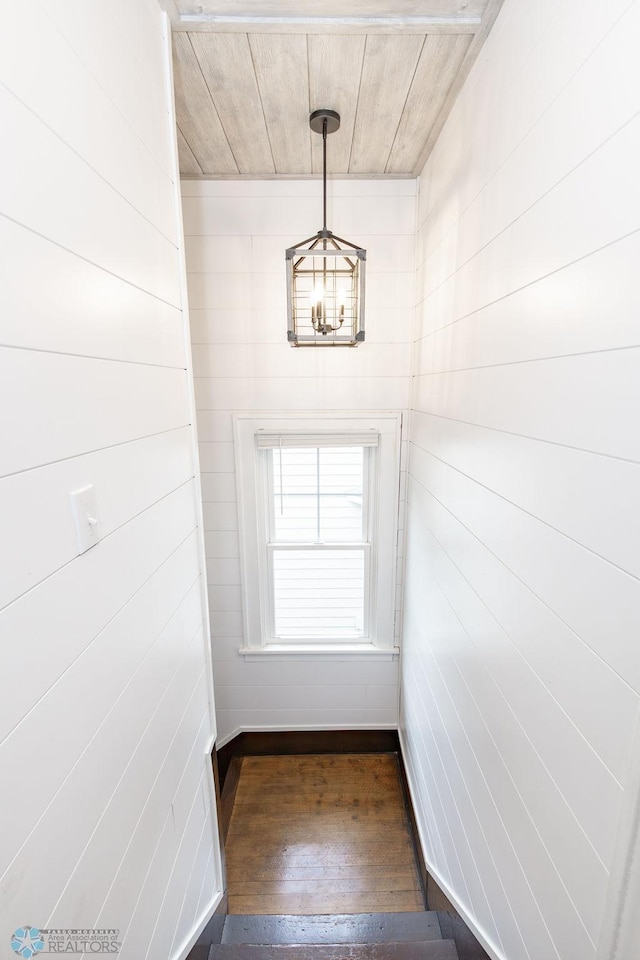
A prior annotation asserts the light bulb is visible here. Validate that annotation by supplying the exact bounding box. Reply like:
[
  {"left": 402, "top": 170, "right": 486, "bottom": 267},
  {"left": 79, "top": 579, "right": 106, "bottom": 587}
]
[
  {"left": 337, "top": 286, "right": 347, "bottom": 319},
  {"left": 309, "top": 281, "right": 324, "bottom": 324},
  {"left": 309, "top": 281, "right": 324, "bottom": 306}
]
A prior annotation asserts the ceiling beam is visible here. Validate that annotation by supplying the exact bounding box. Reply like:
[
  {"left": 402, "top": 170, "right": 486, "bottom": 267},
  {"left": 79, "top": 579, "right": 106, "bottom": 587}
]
[
  {"left": 173, "top": 16, "right": 480, "bottom": 34},
  {"left": 179, "top": 172, "right": 416, "bottom": 180},
  {"left": 174, "top": 0, "right": 486, "bottom": 15},
  {"left": 172, "top": 1, "right": 486, "bottom": 33}
]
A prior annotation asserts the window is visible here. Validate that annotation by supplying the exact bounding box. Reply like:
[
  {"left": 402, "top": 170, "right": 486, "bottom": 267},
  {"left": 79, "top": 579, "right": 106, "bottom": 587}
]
[
  {"left": 234, "top": 415, "right": 401, "bottom": 657},
  {"left": 265, "top": 440, "right": 371, "bottom": 641}
]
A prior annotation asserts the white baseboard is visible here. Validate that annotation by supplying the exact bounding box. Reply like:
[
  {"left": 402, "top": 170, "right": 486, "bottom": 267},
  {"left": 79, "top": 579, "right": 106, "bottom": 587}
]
[
  {"left": 398, "top": 727, "right": 504, "bottom": 960},
  {"left": 173, "top": 889, "right": 225, "bottom": 960}
]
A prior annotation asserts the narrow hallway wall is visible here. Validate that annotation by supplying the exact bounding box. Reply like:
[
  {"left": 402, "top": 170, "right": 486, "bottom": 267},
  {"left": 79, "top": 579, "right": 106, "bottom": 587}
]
[
  {"left": 182, "top": 179, "right": 414, "bottom": 743},
  {"left": 401, "top": 1, "right": 640, "bottom": 958},
  {"left": 0, "top": 3, "right": 221, "bottom": 958}
]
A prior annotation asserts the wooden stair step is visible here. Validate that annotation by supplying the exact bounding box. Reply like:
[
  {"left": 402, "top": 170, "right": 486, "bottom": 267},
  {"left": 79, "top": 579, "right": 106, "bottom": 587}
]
[
  {"left": 209, "top": 943, "right": 458, "bottom": 960},
  {"left": 221, "top": 913, "right": 443, "bottom": 945}
]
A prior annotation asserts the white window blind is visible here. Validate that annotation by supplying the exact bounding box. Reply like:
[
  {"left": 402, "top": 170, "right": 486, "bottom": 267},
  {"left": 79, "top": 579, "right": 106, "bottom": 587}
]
[
  {"left": 256, "top": 432, "right": 379, "bottom": 448},
  {"left": 270, "top": 446, "right": 365, "bottom": 542}
]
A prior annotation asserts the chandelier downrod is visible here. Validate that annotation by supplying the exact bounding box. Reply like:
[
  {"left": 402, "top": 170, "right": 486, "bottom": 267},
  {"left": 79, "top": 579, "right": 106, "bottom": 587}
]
[
  {"left": 323, "top": 117, "right": 327, "bottom": 233},
  {"left": 310, "top": 108, "right": 340, "bottom": 237}
]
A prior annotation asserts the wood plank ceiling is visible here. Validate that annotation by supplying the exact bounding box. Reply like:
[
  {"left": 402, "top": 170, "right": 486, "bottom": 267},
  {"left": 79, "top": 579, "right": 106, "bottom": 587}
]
[{"left": 169, "top": 0, "right": 504, "bottom": 177}]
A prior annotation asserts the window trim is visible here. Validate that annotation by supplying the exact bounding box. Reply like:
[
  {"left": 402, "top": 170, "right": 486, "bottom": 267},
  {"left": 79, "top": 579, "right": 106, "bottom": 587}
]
[{"left": 233, "top": 412, "right": 402, "bottom": 658}]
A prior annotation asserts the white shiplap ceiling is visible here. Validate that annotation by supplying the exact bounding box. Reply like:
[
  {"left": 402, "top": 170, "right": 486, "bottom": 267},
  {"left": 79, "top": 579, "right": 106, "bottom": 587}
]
[{"left": 168, "top": 0, "right": 504, "bottom": 177}]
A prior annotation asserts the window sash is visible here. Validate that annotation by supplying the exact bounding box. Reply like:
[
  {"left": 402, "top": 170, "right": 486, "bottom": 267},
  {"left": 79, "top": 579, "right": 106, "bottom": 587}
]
[
  {"left": 256, "top": 432, "right": 379, "bottom": 449},
  {"left": 266, "top": 446, "right": 372, "bottom": 544},
  {"left": 262, "top": 444, "right": 373, "bottom": 643},
  {"left": 267, "top": 543, "right": 371, "bottom": 642}
]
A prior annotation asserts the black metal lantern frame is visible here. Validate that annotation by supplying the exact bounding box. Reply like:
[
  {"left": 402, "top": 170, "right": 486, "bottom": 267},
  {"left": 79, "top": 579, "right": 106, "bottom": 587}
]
[{"left": 286, "top": 110, "right": 366, "bottom": 347}]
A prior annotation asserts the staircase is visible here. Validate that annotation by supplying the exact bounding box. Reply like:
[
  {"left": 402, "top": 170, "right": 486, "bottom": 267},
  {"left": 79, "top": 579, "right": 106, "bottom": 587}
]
[{"left": 192, "top": 911, "right": 459, "bottom": 959}]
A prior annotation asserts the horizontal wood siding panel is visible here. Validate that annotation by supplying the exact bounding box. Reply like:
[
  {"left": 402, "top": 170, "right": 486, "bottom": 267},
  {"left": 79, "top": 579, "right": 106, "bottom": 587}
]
[
  {"left": 109, "top": 0, "right": 167, "bottom": 90},
  {"left": 0, "top": 428, "right": 194, "bottom": 610},
  {"left": 181, "top": 179, "right": 417, "bottom": 198},
  {"left": 405, "top": 504, "right": 613, "bottom": 936},
  {"left": 41, "top": 666, "right": 210, "bottom": 928},
  {"left": 1, "top": 218, "right": 185, "bottom": 366},
  {"left": 1, "top": 602, "right": 206, "bottom": 922},
  {"left": 412, "top": 349, "right": 640, "bottom": 462},
  {"left": 190, "top": 307, "right": 413, "bottom": 346},
  {"left": 0, "top": 85, "right": 180, "bottom": 306},
  {"left": 411, "top": 410, "right": 640, "bottom": 581},
  {"left": 40, "top": 0, "right": 174, "bottom": 176},
  {"left": 402, "top": 1, "right": 640, "bottom": 959},
  {"left": 213, "top": 660, "right": 398, "bottom": 688},
  {"left": 191, "top": 343, "right": 411, "bottom": 379},
  {"left": 413, "top": 232, "right": 640, "bottom": 367},
  {"left": 0, "top": 349, "right": 191, "bottom": 477},
  {"left": 0, "top": 4, "right": 219, "bottom": 956},
  {"left": 408, "top": 443, "right": 640, "bottom": 691},
  {"left": 92, "top": 699, "right": 212, "bottom": 938},
  {"left": 188, "top": 234, "right": 415, "bottom": 273},
  {"left": 0, "top": 5, "right": 176, "bottom": 242},
  {"left": 141, "top": 768, "right": 212, "bottom": 959},
  {"left": 184, "top": 179, "right": 412, "bottom": 741},
  {"left": 0, "top": 484, "right": 198, "bottom": 743},
  {"left": 417, "top": 0, "right": 640, "bottom": 241},
  {"left": 416, "top": 115, "right": 640, "bottom": 323},
  {"left": 187, "top": 271, "right": 414, "bottom": 314},
  {"left": 182, "top": 193, "right": 417, "bottom": 237},
  {"left": 195, "top": 377, "right": 410, "bottom": 411}
]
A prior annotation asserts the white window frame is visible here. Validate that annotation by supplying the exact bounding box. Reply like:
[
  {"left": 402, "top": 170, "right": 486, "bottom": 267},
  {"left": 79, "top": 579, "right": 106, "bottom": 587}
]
[{"left": 234, "top": 413, "right": 402, "bottom": 660}]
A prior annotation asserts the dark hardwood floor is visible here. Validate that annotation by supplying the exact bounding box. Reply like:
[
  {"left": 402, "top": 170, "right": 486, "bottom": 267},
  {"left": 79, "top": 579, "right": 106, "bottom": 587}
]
[{"left": 225, "top": 754, "right": 424, "bottom": 915}]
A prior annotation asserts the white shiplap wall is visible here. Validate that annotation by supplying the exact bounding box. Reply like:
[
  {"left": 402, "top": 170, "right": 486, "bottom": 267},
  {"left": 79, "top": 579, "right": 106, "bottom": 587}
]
[
  {"left": 0, "top": 3, "right": 221, "bottom": 958},
  {"left": 401, "top": 1, "right": 640, "bottom": 959},
  {"left": 182, "top": 179, "right": 414, "bottom": 743}
]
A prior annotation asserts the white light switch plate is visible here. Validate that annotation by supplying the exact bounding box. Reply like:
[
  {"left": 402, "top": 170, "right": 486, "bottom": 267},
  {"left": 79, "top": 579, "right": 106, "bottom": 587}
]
[{"left": 70, "top": 485, "right": 100, "bottom": 553}]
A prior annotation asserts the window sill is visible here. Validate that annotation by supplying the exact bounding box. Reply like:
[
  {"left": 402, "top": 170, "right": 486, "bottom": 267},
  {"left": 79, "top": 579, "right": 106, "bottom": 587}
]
[{"left": 238, "top": 643, "right": 400, "bottom": 662}]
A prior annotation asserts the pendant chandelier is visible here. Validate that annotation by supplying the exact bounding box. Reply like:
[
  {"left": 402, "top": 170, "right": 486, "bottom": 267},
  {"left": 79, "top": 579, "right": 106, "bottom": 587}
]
[{"left": 286, "top": 109, "right": 366, "bottom": 347}]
